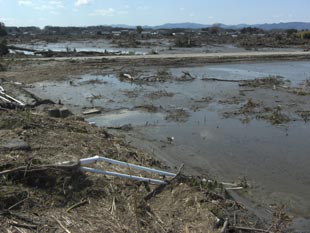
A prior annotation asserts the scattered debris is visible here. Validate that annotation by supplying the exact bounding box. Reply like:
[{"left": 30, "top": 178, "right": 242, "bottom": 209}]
[
  {"left": 165, "top": 108, "right": 190, "bottom": 122},
  {"left": 223, "top": 99, "right": 293, "bottom": 125},
  {"left": 107, "top": 124, "right": 133, "bottom": 131},
  {"left": 79, "top": 79, "right": 107, "bottom": 85},
  {"left": 134, "top": 104, "right": 159, "bottom": 113},
  {"left": 124, "top": 90, "right": 139, "bottom": 98},
  {"left": 239, "top": 76, "right": 287, "bottom": 88},
  {"left": 296, "top": 110, "right": 310, "bottom": 121},
  {"left": 258, "top": 108, "right": 291, "bottom": 125},
  {"left": 175, "top": 71, "right": 196, "bottom": 81},
  {"left": 122, "top": 73, "right": 134, "bottom": 81},
  {"left": 202, "top": 77, "right": 241, "bottom": 82},
  {"left": 146, "top": 90, "right": 174, "bottom": 99},
  {"left": 83, "top": 108, "right": 102, "bottom": 115},
  {"left": 240, "top": 99, "right": 261, "bottom": 114},
  {"left": 166, "top": 136, "right": 174, "bottom": 144},
  {"left": 48, "top": 107, "right": 72, "bottom": 118}
]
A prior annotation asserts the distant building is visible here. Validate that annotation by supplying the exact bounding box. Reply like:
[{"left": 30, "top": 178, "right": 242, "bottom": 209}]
[{"left": 112, "top": 31, "right": 121, "bottom": 37}]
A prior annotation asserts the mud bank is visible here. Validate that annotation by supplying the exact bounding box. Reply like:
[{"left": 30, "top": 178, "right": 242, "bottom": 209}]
[{"left": 14, "top": 51, "right": 310, "bottom": 67}]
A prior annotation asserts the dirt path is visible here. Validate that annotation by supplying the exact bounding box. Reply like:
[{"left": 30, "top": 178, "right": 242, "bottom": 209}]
[{"left": 16, "top": 51, "right": 310, "bottom": 64}]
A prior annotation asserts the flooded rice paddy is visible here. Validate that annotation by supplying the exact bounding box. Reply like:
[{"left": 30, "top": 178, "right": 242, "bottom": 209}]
[{"left": 28, "top": 61, "right": 310, "bottom": 231}]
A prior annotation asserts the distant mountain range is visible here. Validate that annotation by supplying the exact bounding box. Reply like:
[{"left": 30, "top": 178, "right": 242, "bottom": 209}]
[{"left": 111, "top": 22, "right": 310, "bottom": 30}]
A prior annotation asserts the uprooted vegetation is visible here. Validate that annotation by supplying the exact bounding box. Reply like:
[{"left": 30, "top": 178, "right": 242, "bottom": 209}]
[
  {"left": 0, "top": 62, "right": 6, "bottom": 72},
  {"left": 119, "top": 69, "right": 196, "bottom": 83},
  {"left": 223, "top": 99, "right": 291, "bottom": 125},
  {"left": 239, "top": 76, "right": 288, "bottom": 88},
  {"left": 119, "top": 69, "right": 172, "bottom": 83},
  {"left": 291, "top": 80, "right": 310, "bottom": 96},
  {"left": 145, "top": 90, "right": 175, "bottom": 99},
  {"left": 0, "top": 109, "right": 280, "bottom": 232},
  {"left": 165, "top": 108, "right": 190, "bottom": 122},
  {"left": 296, "top": 110, "right": 310, "bottom": 122}
]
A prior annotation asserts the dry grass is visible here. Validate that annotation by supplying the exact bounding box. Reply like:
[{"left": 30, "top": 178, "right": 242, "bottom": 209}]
[{"left": 0, "top": 109, "right": 223, "bottom": 233}]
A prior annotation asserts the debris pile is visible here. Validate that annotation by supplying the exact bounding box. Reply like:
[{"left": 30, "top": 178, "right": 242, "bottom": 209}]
[
  {"left": 165, "top": 108, "right": 190, "bottom": 122},
  {"left": 119, "top": 69, "right": 196, "bottom": 84},
  {"left": 239, "top": 76, "right": 287, "bottom": 88}
]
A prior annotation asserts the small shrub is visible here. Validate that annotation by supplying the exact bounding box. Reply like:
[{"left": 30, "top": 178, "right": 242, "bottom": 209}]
[
  {"left": 0, "top": 39, "right": 9, "bottom": 56},
  {"left": 299, "top": 31, "right": 310, "bottom": 40},
  {"left": 0, "top": 63, "right": 6, "bottom": 71}
]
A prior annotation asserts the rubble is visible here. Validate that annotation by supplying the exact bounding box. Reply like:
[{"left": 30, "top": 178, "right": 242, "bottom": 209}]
[{"left": 47, "top": 107, "right": 72, "bottom": 118}]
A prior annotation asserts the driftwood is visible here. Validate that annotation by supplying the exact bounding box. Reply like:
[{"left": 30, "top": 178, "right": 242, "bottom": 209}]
[
  {"left": 202, "top": 77, "right": 242, "bottom": 82},
  {"left": 0, "top": 210, "right": 39, "bottom": 227},
  {"left": 144, "top": 164, "right": 184, "bottom": 201},
  {"left": 140, "top": 75, "right": 157, "bottom": 81},
  {"left": 182, "top": 71, "right": 195, "bottom": 78},
  {"left": 230, "top": 226, "right": 272, "bottom": 233},
  {"left": 66, "top": 199, "right": 89, "bottom": 213},
  {"left": 220, "top": 218, "right": 229, "bottom": 233},
  {"left": 8, "top": 194, "right": 29, "bottom": 210},
  {"left": 10, "top": 222, "right": 38, "bottom": 230},
  {"left": 53, "top": 216, "right": 71, "bottom": 233},
  {"left": 176, "top": 71, "right": 196, "bottom": 81},
  {"left": 0, "top": 162, "right": 80, "bottom": 176},
  {"left": 7, "top": 46, "right": 37, "bottom": 52},
  {"left": 107, "top": 124, "right": 133, "bottom": 131}
]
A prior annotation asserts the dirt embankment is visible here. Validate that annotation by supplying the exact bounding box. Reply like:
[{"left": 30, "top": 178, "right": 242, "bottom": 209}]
[
  {"left": 14, "top": 51, "right": 310, "bottom": 65},
  {"left": 0, "top": 107, "right": 278, "bottom": 233}
]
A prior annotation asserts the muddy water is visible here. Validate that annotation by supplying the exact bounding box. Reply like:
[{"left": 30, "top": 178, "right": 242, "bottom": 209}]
[
  {"left": 14, "top": 40, "right": 302, "bottom": 55},
  {"left": 28, "top": 61, "right": 310, "bottom": 231},
  {"left": 15, "top": 40, "right": 148, "bottom": 55}
]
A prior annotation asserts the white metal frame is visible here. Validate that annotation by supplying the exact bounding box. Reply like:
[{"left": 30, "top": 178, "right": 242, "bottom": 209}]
[
  {"left": 80, "top": 156, "right": 176, "bottom": 185},
  {"left": 0, "top": 86, "right": 25, "bottom": 106}
]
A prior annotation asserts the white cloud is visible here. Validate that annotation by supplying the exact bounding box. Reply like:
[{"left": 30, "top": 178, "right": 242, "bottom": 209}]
[
  {"left": 117, "top": 10, "right": 128, "bottom": 15},
  {"left": 49, "top": 1, "right": 65, "bottom": 8},
  {"left": 17, "top": 0, "right": 65, "bottom": 14},
  {"left": 18, "top": 0, "right": 34, "bottom": 6},
  {"left": 75, "top": 0, "right": 92, "bottom": 7},
  {"left": 179, "top": 7, "right": 185, "bottom": 11},
  {"left": 49, "top": 11, "right": 60, "bottom": 15},
  {"left": 137, "top": 6, "right": 149, "bottom": 10},
  {"left": 90, "top": 8, "right": 115, "bottom": 17},
  {"left": 35, "top": 5, "right": 53, "bottom": 11}
]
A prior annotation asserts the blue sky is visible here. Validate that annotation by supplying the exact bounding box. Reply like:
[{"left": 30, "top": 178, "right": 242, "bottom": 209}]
[{"left": 0, "top": 0, "right": 309, "bottom": 27}]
